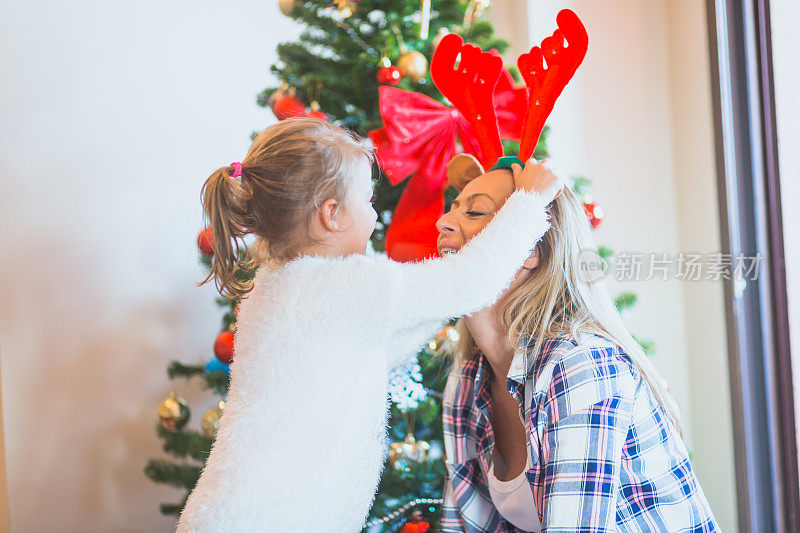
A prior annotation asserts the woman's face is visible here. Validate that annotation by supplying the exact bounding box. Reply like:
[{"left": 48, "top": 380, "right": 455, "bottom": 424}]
[{"left": 436, "top": 169, "right": 515, "bottom": 255}]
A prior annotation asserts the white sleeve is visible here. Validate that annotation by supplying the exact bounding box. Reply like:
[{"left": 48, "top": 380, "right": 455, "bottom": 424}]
[
  {"left": 321, "top": 188, "right": 551, "bottom": 347},
  {"left": 385, "top": 319, "right": 448, "bottom": 370},
  {"left": 385, "top": 187, "right": 551, "bottom": 327}
]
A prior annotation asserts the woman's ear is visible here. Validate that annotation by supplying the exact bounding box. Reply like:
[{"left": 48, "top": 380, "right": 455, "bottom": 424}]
[
  {"left": 320, "top": 198, "right": 341, "bottom": 232},
  {"left": 522, "top": 247, "right": 539, "bottom": 270}
]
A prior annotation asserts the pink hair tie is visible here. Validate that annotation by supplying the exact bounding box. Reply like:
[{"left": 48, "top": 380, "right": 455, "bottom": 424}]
[{"left": 230, "top": 162, "right": 243, "bottom": 178}]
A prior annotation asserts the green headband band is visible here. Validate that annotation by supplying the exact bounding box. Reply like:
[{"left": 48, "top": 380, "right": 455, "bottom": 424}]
[{"left": 488, "top": 155, "right": 525, "bottom": 172}]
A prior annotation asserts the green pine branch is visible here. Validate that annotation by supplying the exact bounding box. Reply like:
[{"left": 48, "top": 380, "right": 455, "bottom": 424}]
[
  {"left": 143, "top": 458, "right": 202, "bottom": 491},
  {"left": 614, "top": 291, "right": 638, "bottom": 312},
  {"left": 160, "top": 500, "right": 188, "bottom": 517},
  {"left": 156, "top": 425, "right": 213, "bottom": 462},
  {"left": 633, "top": 335, "right": 656, "bottom": 355},
  {"left": 167, "top": 361, "right": 205, "bottom": 380},
  {"left": 598, "top": 245, "right": 614, "bottom": 260},
  {"left": 570, "top": 175, "right": 593, "bottom": 197},
  {"left": 205, "top": 371, "right": 231, "bottom": 397},
  {"left": 166, "top": 361, "right": 230, "bottom": 396}
]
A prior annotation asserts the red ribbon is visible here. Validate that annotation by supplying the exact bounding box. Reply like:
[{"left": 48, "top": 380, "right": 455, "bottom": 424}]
[{"left": 370, "top": 75, "right": 525, "bottom": 262}]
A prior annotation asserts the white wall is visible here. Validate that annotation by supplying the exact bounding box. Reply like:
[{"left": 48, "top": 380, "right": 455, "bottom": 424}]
[
  {"left": 0, "top": 1, "right": 298, "bottom": 530},
  {"left": 771, "top": 0, "right": 800, "bottom": 492},
  {"left": 491, "top": 1, "right": 737, "bottom": 529}
]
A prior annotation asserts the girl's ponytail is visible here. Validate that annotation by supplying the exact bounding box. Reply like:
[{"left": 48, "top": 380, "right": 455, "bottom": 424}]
[
  {"left": 198, "top": 164, "right": 254, "bottom": 301},
  {"left": 196, "top": 117, "right": 375, "bottom": 301}
]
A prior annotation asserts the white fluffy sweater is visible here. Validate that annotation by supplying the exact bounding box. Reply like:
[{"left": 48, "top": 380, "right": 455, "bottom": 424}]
[{"left": 176, "top": 189, "right": 551, "bottom": 532}]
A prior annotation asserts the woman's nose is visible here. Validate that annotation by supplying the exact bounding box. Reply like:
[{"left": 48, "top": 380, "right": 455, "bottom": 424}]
[{"left": 436, "top": 212, "right": 458, "bottom": 234}]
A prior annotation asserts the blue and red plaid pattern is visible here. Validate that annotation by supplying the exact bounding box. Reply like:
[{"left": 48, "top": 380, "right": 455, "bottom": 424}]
[{"left": 441, "top": 330, "right": 720, "bottom": 532}]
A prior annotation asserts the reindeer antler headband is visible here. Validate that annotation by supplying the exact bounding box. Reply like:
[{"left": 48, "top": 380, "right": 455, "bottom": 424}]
[{"left": 430, "top": 9, "right": 588, "bottom": 190}]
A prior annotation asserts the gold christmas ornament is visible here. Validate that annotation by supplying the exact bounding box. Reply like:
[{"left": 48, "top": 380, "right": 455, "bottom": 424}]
[
  {"left": 278, "top": 0, "right": 297, "bottom": 16},
  {"left": 388, "top": 433, "right": 431, "bottom": 470},
  {"left": 396, "top": 50, "right": 428, "bottom": 83},
  {"left": 158, "top": 391, "right": 190, "bottom": 431},
  {"left": 328, "top": 0, "right": 357, "bottom": 17},
  {"left": 201, "top": 400, "right": 226, "bottom": 440}
]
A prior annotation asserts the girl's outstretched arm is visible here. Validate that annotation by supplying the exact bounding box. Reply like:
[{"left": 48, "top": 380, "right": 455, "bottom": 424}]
[
  {"left": 313, "top": 184, "right": 550, "bottom": 363},
  {"left": 378, "top": 187, "right": 551, "bottom": 367},
  {"left": 386, "top": 187, "right": 550, "bottom": 324},
  {"left": 310, "top": 161, "right": 559, "bottom": 366}
]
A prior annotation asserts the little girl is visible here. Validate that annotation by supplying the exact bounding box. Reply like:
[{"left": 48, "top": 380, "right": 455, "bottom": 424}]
[{"left": 177, "top": 117, "right": 563, "bottom": 532}]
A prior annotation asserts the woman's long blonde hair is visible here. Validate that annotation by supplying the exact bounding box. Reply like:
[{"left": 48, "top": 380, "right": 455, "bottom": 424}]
[
  {"left": 452, "top": 186, "right": 684, "bottom": 438},
  {"left": 197, "top": 118, "right": 375, "bottom": 300}
]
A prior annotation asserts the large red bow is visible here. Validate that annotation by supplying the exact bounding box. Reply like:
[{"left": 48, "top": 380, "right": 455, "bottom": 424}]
[
  {"left": 369, "top": 86, "right": 480, "bottom": 262},
  {"left": 370, "top": 73, "right": 525, "bottom": 262}
]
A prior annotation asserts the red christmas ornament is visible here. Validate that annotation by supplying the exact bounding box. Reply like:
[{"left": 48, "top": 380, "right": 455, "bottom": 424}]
[
  {"left": 377, "top": 65, "right": 402, "bottom": 85},
  {"left": 399, "top": 516, "right": 431, "bottom": 533},
  {"left": 306, "top": 110, "right": 328, "bottom": 120},
  {"left": 305, "top": 101, "right": 328, "bottom": 121},
  {"left": 272, "top": 94, "right": 306, "bottom": 120},
  {"left": 213, "top": 330, "right": 235, "bottom": 365},
  {"left": 584, "top": 202, "right": 604, "bottom": 228},
  {"left": 197, "top": 227, "right": 214, "bottom": 256}
]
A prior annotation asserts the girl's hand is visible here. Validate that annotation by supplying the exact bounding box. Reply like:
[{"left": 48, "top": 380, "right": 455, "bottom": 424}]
[{"left": 510, "top": 158, "right": 564, "bottom": 205}]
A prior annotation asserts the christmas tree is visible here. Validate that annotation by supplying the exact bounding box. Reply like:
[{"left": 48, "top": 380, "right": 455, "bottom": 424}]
[{"left": 144, "top": 1, "right": 652, "bottom": 530}]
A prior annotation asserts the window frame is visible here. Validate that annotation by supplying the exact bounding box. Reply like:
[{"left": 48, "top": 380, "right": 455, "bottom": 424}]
[{"left": 706, "top": 0, "right": 798, "bottom": 530}]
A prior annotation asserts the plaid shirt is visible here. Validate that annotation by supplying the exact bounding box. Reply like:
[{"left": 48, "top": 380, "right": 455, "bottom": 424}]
[{"left": 441, "top": 330, "right": 720, "bottom": 532}]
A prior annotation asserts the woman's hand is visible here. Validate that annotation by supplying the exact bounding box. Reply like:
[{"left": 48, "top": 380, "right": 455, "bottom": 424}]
[{"left": 510, "top": 158, "right": 564, "bottom": 205}]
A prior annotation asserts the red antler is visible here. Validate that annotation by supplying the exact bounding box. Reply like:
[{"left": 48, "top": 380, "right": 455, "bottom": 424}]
[
  {"left": 517, "top": 9, "right": 588, "bottom": 160},
  {"left": 430, "top": 33, "right": 504, "bottom": 169}
]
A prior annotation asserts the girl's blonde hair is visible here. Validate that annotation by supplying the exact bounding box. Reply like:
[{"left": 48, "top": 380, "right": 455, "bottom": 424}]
[
  {"left": 452, "top": 186, "right": 685, "bottom": 438},
  {"left": 198, "top": 117, "right": 375, "bottom": 300}
]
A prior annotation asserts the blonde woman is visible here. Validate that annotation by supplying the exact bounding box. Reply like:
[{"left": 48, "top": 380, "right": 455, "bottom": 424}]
[{"left": 436, "top": 161, "right": 720, "bottom": 532}]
